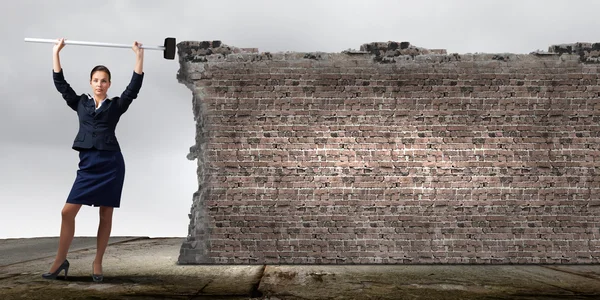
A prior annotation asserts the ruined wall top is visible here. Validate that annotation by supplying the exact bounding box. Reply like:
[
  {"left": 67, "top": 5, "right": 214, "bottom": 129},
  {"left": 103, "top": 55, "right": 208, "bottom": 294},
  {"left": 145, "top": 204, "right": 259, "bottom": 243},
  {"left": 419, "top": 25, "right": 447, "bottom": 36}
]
[{"left": 177, "top": 40, "right": 600, "bottom": 64}]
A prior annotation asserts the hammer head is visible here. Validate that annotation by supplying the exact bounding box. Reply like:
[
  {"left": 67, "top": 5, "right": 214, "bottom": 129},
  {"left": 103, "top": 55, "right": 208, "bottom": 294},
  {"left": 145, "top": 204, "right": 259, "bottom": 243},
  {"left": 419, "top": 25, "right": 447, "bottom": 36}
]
[{"left": 164, "top": 37, "right": 176, "bottom": 60}]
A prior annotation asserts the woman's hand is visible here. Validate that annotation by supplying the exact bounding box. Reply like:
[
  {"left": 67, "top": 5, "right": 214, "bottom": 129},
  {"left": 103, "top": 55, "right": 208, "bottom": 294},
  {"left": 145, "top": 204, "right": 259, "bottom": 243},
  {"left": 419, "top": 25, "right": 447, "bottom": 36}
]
[
  {"left": 53, "top": 38, "right": 65, "bottom": 73},
  {"left": 132, "top": 41, "right": 144, "bottom": 57},
  {"left": 53, "top": 38, "right": 65, "bottom": 54},
  {"left": 133, "top": 41, "right": 144, "bottom": 75}
]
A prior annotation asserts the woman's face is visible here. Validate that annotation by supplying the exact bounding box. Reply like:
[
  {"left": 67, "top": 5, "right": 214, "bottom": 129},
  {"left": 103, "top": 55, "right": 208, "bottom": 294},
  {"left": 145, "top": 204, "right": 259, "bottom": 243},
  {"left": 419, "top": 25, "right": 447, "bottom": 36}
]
[{"left": 90, "top": 71, "right": 111, "bottom": 98}]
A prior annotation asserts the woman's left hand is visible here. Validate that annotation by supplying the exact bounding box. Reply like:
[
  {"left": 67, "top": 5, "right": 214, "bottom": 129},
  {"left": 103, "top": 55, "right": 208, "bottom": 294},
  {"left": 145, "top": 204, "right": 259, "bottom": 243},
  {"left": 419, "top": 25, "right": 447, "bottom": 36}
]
[{"left": 132, "top": 41, "right": 144, "bottom": 57}]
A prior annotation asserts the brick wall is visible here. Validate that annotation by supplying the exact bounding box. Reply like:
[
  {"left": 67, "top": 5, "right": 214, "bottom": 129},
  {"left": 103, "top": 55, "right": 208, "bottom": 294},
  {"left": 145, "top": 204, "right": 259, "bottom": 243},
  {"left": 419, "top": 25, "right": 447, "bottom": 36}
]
[{"left": 177, "top": 41, "right": 600, "bottom": 264}]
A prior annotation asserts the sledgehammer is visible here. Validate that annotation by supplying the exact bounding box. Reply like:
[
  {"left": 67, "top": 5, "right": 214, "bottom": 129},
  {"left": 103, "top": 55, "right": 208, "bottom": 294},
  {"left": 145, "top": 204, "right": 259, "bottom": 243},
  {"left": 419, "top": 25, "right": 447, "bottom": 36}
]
[{"left": 24, "top": 37, "right": 177, "bottom": 60}]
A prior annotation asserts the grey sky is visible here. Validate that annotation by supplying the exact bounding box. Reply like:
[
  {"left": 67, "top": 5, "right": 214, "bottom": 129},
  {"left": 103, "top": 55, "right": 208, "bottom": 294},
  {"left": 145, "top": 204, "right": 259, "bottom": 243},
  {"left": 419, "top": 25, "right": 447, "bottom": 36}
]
[{"left": 2, "top": 0, "right": 600, "bottom": 238}]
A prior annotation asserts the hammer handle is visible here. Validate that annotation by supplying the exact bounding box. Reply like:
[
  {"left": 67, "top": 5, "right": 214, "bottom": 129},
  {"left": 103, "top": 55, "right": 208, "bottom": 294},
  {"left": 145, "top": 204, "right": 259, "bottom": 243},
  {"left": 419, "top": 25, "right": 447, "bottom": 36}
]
[{"left": 24, "top": 38, "right": 165, "bottom": 51}]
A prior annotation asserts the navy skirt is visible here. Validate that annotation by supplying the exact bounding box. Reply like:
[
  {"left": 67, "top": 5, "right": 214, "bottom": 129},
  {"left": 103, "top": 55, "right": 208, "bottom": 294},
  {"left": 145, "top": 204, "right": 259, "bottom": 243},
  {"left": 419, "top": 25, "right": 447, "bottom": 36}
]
[{"left": 66, "top": 149, "right": 125, "bottom": 208}]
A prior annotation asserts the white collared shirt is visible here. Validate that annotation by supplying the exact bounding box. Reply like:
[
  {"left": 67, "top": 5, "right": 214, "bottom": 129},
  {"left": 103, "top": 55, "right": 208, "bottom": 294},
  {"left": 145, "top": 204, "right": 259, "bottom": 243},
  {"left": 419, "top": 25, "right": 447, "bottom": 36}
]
[{"left": 87, "top": 94, "right": 108, "bottom": 110}]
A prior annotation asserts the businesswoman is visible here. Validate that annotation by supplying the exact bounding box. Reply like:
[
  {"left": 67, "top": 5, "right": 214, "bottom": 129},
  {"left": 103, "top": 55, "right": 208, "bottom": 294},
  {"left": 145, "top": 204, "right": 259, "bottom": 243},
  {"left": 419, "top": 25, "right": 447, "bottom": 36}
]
[{"left": 42, "top": 38, "right": 144, "bottom": 282}]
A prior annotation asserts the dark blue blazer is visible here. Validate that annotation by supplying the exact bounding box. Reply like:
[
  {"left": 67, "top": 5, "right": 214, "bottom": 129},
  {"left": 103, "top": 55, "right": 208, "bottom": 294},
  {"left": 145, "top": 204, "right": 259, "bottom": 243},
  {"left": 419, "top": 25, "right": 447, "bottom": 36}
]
[{"left": 53, "top": 69, "right": 144, "bottom": 151}]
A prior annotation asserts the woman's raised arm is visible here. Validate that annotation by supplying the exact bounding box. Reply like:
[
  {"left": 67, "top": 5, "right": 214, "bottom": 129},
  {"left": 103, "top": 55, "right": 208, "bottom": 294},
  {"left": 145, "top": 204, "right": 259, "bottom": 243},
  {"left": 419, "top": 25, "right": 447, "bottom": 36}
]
[
  {"left": 132, "top": 41, "right": 144, "bottom": 75},
  {"left": 53, "top": 38, "right": 65, "bottom": 72},
  {"left": 52, "top": 38, "right": 79, "bottom": 111},
  {"left": 116, "top": 41, "right": 145, "bottom": 113}
]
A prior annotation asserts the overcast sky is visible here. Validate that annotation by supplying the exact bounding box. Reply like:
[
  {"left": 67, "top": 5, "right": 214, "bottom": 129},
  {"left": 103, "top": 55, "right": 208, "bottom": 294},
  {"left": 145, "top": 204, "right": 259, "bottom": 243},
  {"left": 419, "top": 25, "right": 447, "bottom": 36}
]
[{"left": 2, "top": 0, "right": 600, "bottom": 239}]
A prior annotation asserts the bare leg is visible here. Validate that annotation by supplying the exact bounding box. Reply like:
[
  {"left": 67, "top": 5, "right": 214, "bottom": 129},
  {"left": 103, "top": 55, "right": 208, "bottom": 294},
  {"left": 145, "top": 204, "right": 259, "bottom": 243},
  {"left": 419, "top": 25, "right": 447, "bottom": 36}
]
[
  {"left": 93, "top": 206, "right": 114, "bottom": 275},
  {"left": 48, "top": 203, "right": 82, "bottom": 273}
]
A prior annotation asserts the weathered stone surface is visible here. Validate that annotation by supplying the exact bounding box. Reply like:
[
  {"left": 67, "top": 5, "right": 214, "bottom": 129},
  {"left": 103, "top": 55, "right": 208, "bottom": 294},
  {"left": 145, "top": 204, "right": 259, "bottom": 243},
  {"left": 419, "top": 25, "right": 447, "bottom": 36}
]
[
  {"left": 259, "top": 265, "right": 600, "bottom": 299},
  {"left": 176, "top": 40, "right": 600, "bottom": 265},
  {"left": 0, "top": 236, "right": 139, "bottom": 266},
  {"left": 0, "top": 238, "right": 263, "bottom": 299},
  {"left": 1, "top": 237, "right": 600, "bottom": 299}
]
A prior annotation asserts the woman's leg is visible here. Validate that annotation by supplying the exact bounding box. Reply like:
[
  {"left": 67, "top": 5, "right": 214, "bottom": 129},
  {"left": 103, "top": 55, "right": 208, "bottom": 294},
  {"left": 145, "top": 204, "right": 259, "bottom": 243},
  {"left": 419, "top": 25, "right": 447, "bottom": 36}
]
[
  {"left": 93, "top": 206, "right": 114, "bottom": 275},
  {"left": 48, "top": 203, "right": 82, "bottom": 272}
]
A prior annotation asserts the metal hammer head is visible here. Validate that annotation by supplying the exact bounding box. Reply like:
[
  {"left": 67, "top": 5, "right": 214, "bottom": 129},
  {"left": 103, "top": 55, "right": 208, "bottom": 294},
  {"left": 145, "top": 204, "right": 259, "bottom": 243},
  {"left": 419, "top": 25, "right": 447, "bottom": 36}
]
[{"left": 164, "top": 37, "right": 176, "bottom": 60}]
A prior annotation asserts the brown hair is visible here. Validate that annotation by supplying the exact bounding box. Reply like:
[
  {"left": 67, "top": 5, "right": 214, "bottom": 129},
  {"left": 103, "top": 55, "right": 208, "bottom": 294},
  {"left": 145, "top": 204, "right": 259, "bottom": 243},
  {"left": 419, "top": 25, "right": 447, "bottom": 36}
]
[{"left": 90, "top": 65, "right": 111, "bottom": 82}]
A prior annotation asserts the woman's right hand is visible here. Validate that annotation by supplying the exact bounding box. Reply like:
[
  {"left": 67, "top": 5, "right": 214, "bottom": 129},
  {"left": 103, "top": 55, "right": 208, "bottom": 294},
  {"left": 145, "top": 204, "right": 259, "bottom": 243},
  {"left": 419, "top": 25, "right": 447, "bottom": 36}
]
[
  {"left": 53, "top": 38, "right": 65, "bottom": 73},
  {"left": 53, "top": 38, "right": 65, "bottom": 54}
]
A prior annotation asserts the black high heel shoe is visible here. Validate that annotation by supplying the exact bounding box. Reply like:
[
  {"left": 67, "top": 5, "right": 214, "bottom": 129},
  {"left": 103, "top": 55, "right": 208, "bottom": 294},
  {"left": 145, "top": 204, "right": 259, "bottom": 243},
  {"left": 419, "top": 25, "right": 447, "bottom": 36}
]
[
  {"left": 42, "top": 259, "right": 69, "bottom": 280},
  {"left": 92, "top": 261, "right": 103, "bottom": 283}
]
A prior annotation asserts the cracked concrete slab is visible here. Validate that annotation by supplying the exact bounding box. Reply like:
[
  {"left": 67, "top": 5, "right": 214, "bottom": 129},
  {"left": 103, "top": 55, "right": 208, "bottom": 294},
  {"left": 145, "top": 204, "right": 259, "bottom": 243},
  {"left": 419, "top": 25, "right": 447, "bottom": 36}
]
[
  {"left": 542, "top": 265, "right": 600, "bottom": 281},
  {"left": 1, "top": 237, "right": 599, "bottom": 299},
  {"left": 0, "top": 236, "right": 143, "bottom": 266},
  {"left": 258, "top": 265, "right": 600, "bottom": 300},
  {"left": 0, "top": 238, "right": 263, "bottom": 299}
]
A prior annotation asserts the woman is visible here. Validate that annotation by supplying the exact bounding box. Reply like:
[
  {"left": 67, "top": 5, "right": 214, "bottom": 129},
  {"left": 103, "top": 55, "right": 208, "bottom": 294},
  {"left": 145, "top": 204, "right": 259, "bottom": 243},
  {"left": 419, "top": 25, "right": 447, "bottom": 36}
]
[{"left": 42, "top": 38, "right": 144, "bottom": 282}]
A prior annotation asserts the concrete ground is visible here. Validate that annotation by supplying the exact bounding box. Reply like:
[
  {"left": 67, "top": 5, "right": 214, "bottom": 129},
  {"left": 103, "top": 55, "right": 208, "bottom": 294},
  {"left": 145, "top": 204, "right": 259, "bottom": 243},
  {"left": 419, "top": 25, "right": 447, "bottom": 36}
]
[{"left": 0, "top": 237, "right": 599, "bottom": 300}]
